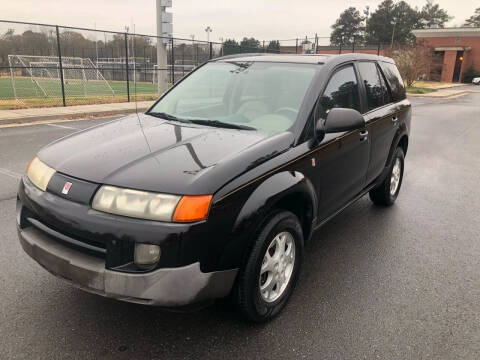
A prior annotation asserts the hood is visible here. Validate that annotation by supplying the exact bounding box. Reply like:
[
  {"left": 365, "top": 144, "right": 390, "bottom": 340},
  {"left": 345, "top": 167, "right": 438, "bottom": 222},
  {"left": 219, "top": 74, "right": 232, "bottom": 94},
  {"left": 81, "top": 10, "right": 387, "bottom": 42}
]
[{"left": 38, "top": 113, "right": 294, "bottom": 195}]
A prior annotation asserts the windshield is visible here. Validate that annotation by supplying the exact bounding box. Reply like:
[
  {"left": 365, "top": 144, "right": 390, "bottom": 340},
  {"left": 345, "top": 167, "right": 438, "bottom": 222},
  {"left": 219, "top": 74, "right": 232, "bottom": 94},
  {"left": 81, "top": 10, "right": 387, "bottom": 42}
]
[{"left": 148, "top": 61, "right": 318, "bottom": 133}]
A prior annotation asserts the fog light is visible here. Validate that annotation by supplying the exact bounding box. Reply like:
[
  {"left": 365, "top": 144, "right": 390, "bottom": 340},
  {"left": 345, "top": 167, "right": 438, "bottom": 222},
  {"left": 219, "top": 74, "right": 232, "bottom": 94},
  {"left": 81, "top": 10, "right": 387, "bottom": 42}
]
[{"left": 134, "top": 243, "right": 161, "bottom": 268}]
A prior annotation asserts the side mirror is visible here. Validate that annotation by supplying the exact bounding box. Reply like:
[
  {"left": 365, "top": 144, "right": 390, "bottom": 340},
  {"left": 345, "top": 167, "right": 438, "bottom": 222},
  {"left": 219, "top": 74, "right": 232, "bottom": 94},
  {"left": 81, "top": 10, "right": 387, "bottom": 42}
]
[{"left": 316, "top": 108, "right": 365, "bottom": 134}]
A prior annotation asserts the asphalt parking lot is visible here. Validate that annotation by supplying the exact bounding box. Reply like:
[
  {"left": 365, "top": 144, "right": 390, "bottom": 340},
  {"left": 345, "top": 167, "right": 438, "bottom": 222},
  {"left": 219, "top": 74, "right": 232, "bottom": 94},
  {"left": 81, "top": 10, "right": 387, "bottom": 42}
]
[{"left": 0, "top": 93, "right": 479, "bottom": 359}]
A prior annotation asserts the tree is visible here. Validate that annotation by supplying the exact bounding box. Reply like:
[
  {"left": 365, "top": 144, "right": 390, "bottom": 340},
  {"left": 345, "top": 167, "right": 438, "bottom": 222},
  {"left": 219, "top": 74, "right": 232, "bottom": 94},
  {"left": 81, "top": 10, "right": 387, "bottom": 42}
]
[
  {"left": 464, "top": 7, "right": 480, "bottom": 27},
  {"left": 267, "top": 40, "right": 280, "bottom": 53},
  {"left": 418, "top": 0, "right": 452, "bottom": 28},
  {"left": 366, "top": 0, "right": 420, "bottom": 45},
  {"left": 330, "top": 7, "right": 365, "bottom": 46},
  {"left": 240, "top": 37, "right": 260, "bottom": 53},
  {"left": 222, "top": 39, "right": 239, "bottom": 55}
]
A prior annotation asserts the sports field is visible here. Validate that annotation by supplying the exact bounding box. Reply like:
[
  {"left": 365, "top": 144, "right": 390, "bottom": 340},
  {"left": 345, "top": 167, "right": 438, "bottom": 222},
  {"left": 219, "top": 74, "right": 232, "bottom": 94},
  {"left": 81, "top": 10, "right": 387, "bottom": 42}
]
[{"left": 0, "top": 77, "right": 159, "bottom": 109}]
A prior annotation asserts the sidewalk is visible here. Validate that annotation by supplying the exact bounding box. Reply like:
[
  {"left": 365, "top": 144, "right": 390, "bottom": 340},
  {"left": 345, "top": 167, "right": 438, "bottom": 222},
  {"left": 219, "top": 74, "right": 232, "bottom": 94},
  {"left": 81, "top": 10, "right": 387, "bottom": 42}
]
[
  {"left": 0, "top": 100, "right": 155, "bottom": 126},
  {"left": 408, "top": 86, "right": 480, "bottom": 99}
]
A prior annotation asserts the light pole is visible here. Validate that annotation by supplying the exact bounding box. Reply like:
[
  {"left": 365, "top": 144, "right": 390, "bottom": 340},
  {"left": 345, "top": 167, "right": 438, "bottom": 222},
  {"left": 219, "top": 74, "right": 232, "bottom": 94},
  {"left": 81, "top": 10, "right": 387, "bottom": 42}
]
[
  {"left": 391, "top": 20, "right": 397, "bottom": 48},
  {"left": 363, "top": 6, "right": 370, "bottom": 43},
  {"left": 205, "top": 26, "right": 212, "bottom": 42},
  {"left": 156, "top": 0, "right": 169, "bottom": 94}
]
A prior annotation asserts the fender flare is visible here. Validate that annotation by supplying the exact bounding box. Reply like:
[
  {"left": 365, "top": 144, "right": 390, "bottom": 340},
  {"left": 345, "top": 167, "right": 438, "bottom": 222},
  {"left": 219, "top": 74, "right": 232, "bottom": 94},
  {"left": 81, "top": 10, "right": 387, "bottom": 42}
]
[
  {"left": 232, "top": 171, "right": 318, "bottom": 240},
  {"left": 386, "top": 124, "right": 408, "bottom": 169}
]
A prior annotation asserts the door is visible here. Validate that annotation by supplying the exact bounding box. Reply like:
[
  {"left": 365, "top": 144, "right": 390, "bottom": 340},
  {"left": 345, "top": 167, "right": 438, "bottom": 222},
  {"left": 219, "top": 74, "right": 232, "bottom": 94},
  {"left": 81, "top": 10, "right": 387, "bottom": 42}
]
[
  {"left": 357, "top": 61, "right": 398, "bottom": 185},
  {"left": 453, "top": 51, "right": 464, "bottom": 83},
  {"left": 314, "top": 64, "right": 371, "bottom": 220}
]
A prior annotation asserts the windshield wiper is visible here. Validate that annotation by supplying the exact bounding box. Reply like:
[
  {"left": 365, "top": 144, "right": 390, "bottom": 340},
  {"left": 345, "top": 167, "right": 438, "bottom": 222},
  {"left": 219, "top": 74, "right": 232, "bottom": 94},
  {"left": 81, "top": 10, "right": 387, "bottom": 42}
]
[
  {"left": 188, "top": 119, "right": 255, "bottom": 130},
  {"left": 147, "top": 112, "right": 191, "bottom": 123}
]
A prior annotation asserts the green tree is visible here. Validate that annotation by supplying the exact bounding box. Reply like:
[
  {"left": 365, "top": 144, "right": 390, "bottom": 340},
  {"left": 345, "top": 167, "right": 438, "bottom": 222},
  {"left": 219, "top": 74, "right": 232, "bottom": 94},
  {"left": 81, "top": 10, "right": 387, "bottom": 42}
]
[
  {"left": 464, "top": 7, "right": 480, "bottom": 27},
  {"left": 267, "top": 40, "right": 280, "bottom": 53},
  {"left": 240, "top": 37, "right": 260, "bottom": 53},
  {"left": 418, "top": 0, "right": 452, "bottom": 28},
  {"left": 330, "top": 7, "right": 365, "bottom": 46},
  {"left": 366, "top": 0, "right": 420, "bottom": 45},
  {"left": 222, "top": 39, "right": 240, "bottom": 55}
]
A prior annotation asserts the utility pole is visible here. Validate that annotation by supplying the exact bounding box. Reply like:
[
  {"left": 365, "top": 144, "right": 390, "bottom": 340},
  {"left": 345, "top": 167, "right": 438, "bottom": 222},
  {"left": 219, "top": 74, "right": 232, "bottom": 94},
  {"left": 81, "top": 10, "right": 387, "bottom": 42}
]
[{"left": 156, "top": 0, "right": 171, "bottom": 95}]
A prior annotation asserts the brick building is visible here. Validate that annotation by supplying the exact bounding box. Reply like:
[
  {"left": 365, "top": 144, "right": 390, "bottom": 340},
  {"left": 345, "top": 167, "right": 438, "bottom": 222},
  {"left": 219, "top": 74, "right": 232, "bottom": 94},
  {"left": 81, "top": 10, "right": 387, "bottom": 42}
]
[{"left": 412, "top": 27, "right": 480, "bottom": 82}]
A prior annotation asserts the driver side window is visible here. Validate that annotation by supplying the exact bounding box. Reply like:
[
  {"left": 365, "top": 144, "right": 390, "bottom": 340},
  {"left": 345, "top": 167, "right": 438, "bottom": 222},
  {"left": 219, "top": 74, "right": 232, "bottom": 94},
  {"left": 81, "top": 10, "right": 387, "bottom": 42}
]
[{"left": 318, "top": 65, "right": 361, "bottom": 120}]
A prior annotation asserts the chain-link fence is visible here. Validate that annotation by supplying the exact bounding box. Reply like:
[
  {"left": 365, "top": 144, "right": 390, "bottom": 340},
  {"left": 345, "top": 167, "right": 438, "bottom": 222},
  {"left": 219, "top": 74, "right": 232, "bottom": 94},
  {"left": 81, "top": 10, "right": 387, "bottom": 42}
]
[{"left": 0, "top": 20, "right": 388, "bottom": 110}]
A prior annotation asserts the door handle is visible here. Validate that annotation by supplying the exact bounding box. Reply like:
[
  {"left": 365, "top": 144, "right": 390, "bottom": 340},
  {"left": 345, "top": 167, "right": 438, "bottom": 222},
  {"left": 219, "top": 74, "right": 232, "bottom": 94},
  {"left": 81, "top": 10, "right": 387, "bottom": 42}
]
[
  {"left": 392, "top": 116, "right": 399, "bottom": 123},
  {"left": 359, "top": 130, "right": 369, "bottom": 141}
]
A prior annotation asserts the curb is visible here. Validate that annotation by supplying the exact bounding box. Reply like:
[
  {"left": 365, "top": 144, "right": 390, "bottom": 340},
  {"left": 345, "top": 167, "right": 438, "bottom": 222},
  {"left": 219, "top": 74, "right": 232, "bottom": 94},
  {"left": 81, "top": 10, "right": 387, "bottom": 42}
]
[{"left": 0, "top": 105, "right": 150, "bottom": 127}]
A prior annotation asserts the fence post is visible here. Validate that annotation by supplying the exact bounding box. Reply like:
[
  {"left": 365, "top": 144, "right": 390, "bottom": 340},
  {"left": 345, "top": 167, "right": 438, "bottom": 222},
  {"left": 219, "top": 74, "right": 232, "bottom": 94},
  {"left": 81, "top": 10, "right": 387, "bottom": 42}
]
[
  {"left": 314, "top": 33, "right": 318, "bottom": 54},
  {"left": 195, "top": 43, "right": 199, "bottom": 66},
  {"left": 209, "top": 42, "right": 213, "bottom": 59},
  {"left": 170, "top": 37, "right": 175, "bottom": 84},
  {"left": 377, "top": 43, "right": 381, "bottom": 56},
  {"left": 124, "top": 33, "right": 130, "bottom": 102},
  {"left": 55, "top": 25, "right": 66, "bottom": 107},
  {"left": 182, "top": 46, "right": 185, "bottom": 76},
  {"left": 295, "top": 38, "right": 298, "bottom": 54},
  {"left": 339, "top": 36, "right": 342, "bottom": 54},
  {"left": 352, "top": 36, "right": 355, "bottom": 53}
]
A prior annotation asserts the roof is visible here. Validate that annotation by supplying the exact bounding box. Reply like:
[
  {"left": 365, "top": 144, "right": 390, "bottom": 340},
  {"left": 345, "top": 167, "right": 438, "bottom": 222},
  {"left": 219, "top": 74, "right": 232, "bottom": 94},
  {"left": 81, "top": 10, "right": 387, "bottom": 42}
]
[
  {"left": 412, "top": 27, "right": 480, "bottom": 38},
  {"left": 214, "top": 53, "right": 393, "bottom": 65}
]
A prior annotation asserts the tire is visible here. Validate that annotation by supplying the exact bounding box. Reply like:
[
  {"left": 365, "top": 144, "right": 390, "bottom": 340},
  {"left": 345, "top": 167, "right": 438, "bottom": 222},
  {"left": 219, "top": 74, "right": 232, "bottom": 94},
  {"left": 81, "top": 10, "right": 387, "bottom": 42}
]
[
  {"left": 235, "top": 211, "right": 304, "bottom": 323},
  {"left": 369, "top": 146, "right": 405, "bottom": 206}
]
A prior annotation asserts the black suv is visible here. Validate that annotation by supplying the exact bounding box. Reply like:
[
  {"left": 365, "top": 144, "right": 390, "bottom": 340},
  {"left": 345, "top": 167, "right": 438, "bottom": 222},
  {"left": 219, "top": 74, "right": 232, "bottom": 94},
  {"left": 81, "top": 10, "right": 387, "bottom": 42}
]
[{"left": 17, "top": 53, "right": 410, "bottom": 322}]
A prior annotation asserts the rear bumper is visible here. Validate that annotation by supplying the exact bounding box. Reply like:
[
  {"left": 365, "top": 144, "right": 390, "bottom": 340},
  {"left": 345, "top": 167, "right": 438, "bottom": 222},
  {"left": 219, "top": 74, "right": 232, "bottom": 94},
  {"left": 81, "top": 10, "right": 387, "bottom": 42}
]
[{"left": 18, "top": 226, "right": 238, "bottom": 306}]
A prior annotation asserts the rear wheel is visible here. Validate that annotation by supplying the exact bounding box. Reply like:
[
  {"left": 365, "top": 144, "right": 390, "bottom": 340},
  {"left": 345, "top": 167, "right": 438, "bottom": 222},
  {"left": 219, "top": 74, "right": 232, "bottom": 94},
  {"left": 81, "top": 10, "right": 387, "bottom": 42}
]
[
  {"left": 235, "top": 211, "right": 303, "bottom": 323},
  {"left": 369, "top": 147, "right": 405, "bottom": 206}
]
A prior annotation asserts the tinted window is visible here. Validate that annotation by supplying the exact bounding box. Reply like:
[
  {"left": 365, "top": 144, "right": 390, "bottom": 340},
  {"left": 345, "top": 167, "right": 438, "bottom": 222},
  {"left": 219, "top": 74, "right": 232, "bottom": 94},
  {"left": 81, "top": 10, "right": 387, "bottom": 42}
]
[
  {"left": 358, "top": 62, "right": 385, "bottom": 111},
  {"left": 319, "top": 65, "right": 360, "bottom": 119},
  {"left": 379, "top": 62, "right": 406, "bottom": 101}
]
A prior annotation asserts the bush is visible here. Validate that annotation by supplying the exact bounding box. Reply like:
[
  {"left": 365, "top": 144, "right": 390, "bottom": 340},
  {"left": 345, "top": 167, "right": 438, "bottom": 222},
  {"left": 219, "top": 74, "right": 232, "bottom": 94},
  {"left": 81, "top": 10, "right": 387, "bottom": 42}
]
[{"left": 383, "top": 41, "right": 432, "bottom": 87}]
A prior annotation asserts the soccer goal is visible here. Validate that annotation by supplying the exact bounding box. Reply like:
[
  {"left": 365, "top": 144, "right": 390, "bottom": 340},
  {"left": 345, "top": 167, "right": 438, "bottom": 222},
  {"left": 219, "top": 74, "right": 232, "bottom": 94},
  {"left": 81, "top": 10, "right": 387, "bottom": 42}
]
[{"left": 8, "top": 55, "right": 115, "bottom": 99}]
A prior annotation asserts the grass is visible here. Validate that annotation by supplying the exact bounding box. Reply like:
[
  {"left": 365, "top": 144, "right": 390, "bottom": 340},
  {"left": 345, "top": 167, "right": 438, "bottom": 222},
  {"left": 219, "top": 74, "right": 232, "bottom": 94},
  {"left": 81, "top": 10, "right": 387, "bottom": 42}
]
[
  {"left": 410, "top": 80, "right": 461, "bottom": 89},
  {"left": 0, "top": 77, "right": 160, "bottom": 110},
  {"left": 406, "top": 86, "right": 438, "bottom": 94}
]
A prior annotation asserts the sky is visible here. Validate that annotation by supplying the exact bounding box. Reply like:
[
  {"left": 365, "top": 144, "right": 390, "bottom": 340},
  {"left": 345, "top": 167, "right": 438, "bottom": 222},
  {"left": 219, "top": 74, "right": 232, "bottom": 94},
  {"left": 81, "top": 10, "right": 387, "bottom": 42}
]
[{"left": 1, "top": 0, "right": 477, "bottom": 43}]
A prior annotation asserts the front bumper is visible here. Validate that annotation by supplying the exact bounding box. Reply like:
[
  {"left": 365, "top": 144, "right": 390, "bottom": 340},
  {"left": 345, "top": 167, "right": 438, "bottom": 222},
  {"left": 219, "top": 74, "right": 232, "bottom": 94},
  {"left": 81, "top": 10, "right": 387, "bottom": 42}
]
[{"left": 18, "top": 225, "right": 238, "bottom": 306}]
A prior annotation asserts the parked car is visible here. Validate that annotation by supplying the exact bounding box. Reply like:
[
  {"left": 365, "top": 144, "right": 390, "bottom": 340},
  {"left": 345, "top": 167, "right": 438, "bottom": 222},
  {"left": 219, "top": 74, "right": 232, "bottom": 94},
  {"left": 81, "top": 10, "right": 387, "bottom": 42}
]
[
  {"left": 472, "top": 77, "right": 480, "bottom": 85},
  {"left": 17, "top": 53, "right": 411, "bottom": 322}
]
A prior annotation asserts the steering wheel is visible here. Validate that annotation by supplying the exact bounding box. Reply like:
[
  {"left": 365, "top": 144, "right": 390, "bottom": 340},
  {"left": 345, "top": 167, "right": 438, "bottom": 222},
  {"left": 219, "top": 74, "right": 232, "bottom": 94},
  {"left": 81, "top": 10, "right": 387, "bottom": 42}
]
[{"left": 274, "top": 107, "right": 298, "bottom": 119}]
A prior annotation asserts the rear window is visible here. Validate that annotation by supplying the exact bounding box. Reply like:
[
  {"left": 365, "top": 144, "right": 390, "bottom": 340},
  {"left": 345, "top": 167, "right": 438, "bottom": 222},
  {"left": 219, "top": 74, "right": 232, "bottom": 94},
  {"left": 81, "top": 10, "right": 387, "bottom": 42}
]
[{"left": 379, "top": 62, "right": 406, "bottom": 102}]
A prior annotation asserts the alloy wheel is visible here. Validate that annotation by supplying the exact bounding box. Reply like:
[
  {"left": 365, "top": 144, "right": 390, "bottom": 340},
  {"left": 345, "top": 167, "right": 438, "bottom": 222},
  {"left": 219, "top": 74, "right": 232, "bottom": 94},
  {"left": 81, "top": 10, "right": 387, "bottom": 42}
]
[{"left": 258, "top": 231, "right": 296, "bottom": 303}]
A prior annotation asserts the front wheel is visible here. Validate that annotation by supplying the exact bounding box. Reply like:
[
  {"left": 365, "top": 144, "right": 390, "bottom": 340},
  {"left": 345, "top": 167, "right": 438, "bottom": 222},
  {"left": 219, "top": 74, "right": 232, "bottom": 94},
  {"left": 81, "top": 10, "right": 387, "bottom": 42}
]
[
  {"left": 235, "top": 211, "right": 303, "bottom": 323},
  {"left": 369, "top": 147, "right": 405, "bottom": 206}
]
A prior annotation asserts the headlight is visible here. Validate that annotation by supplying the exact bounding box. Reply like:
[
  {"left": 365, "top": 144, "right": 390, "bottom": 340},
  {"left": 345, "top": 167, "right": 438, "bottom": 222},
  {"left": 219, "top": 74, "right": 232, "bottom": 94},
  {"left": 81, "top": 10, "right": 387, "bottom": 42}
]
[
  {"left": 26, "top": 157, "right": 56, "bottom": 191},
  {"left": 92, "top": 185, "right": 181, "bottom": 222},
  {"left": 92, "top": 185, "right": 212, "bottom": 222}
]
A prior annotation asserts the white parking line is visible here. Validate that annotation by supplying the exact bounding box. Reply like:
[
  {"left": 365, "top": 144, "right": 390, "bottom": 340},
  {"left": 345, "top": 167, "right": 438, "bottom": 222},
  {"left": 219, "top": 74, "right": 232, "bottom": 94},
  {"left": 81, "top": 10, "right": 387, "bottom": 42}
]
[
  {"left": 45, "top": 123, "right": 77, "bottom": 130},
  {"left": 0, "top": 168, "right": 22, "bottom": 179}
]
